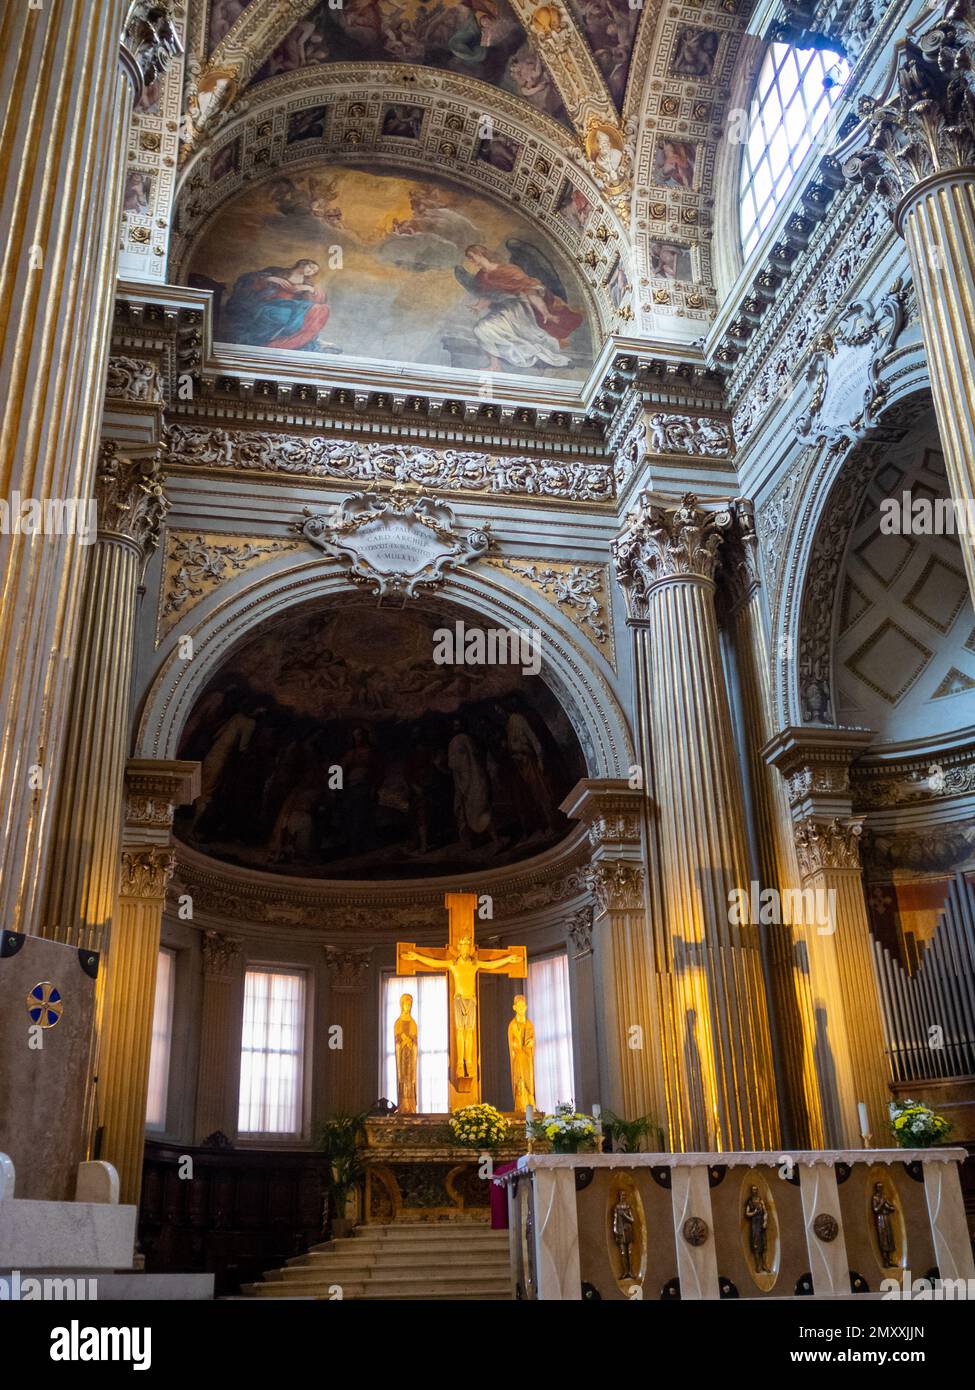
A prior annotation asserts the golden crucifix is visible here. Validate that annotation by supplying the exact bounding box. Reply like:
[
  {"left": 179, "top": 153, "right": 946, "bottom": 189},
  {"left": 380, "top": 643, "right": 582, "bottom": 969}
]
[{"left": 397, "top": 892, "right": 527, "bottom": 1111}]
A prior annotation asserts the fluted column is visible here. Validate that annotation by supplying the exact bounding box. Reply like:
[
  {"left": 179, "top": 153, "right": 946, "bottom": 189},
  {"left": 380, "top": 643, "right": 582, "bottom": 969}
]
[
  {"left": 844, "top": 2, "right": 975, "bottom": 601},
  {"left": 194, "top": 931, "right": 245, "bottom": 1143},
  {"left": 562, "top": 781, "right": 666, "bottom": 1128},
  {"left": 614, "top": 494, "right": 780, "bottom": 1151},
  {"left": 765, "top": 728, "right": 890, "bottom": 1147},
  {"left": 721, "top": 503, "right": 825, "bottom": 1147},
  {"left": 96, "top": 760, "right": 197, "bottom": 1206},
  {"left": 0, "top": 2, "right": 179, "bottom": 935},
  {"left": 322, "top": 947, "right": 375, "bottom": 1113},
  {"left": 42, "top": 443, "right": 168, "bottom": 949}
]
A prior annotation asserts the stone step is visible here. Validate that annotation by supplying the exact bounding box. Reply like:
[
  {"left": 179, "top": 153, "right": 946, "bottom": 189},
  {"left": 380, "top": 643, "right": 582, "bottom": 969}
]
[
  {"left": 261, "top": 1274, "right": 511, "bottom": 1298},
  {"left": 244, "top": 1223, "right": 513, "bottom": 1300},
  {"left": 307, "top": 1234, "right": 506, "bottom": 1253}
]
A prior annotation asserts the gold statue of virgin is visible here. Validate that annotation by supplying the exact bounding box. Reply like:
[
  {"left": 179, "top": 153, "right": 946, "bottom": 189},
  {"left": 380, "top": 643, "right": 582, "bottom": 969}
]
[{"left": 394, "top": 993, "right": 418, "bottom": 1114}]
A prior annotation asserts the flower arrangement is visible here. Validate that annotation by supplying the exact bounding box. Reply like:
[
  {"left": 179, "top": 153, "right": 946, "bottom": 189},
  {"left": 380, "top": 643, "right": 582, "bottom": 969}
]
[
  {"left": 890, "top": 1099, "right": 952, "bottom": 1148},
  {"left": 449, "top": 1103, "right": 510, "bottom": 1150},
  {"left": 531, "top": 1102, "right": 597, "bottom": 1154}
]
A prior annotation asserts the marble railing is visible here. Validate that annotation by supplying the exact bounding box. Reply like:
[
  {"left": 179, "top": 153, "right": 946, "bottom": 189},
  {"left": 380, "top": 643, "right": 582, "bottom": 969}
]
[{"left": 501, "top": 1150, "right": 975, "bottom": 1301}]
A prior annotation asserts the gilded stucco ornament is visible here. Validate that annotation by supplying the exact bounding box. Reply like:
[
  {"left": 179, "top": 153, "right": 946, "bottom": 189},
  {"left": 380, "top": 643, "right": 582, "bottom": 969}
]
[
  {"left": 794, "top": 285, "right": 906, "bottom": 446},
  {"left": 292, "top": 490, "right": 492, "bottom": 599}
]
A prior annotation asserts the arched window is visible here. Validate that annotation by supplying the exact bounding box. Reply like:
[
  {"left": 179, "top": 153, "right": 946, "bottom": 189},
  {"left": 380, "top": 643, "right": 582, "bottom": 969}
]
[{"left": 739, "top": 43, "right": 850, "bottom": 259}]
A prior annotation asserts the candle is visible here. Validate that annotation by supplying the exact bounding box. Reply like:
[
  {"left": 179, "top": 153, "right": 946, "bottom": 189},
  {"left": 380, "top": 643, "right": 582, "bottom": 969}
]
[
  {"left": 525, "top": 1105, "right": 534, "bottom": 1125},
  {"left": 858, "top": 1101, "right": 869, "bottom": 1137}
]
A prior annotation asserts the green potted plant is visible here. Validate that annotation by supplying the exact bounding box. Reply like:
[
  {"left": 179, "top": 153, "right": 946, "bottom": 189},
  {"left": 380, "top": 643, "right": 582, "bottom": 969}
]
[
  {"left": 314, "top": 1110, "right": 368, "bottom": 1238},
  {"left": 602, "top": 1110, "right": 662, "bottom": 1154}
]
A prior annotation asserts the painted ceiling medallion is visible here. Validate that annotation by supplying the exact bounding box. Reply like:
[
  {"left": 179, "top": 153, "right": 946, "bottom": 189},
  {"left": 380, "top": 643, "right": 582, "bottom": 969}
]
[{"left": 292, "top": 489, "right": 492, "bottom": 597}]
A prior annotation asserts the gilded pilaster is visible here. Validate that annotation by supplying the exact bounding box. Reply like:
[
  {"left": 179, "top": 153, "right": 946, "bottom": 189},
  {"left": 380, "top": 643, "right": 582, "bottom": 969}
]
[
  {"left": 765, "top": 728, "right": 890, "bottom": 1147},
  {"left": 563, "top": 780, "right": 666, "bottom": 1128},
  {"left": 194, "top": 930, "right": 245, "bottom": 1144},
  {"left": 721, "top": 502, "right": 824, "bottom": 1147},
  {"left": 96, "top": 760, "right": 197, "bottom": 1206},
  {"left": 42, "top": 443, "right": 168, "bottom": 950},
  {"left": 0, "top": 1, "right": 178, "bottom": 936},
  {"left": 844, "top": 2, "right": 975, "bottom": 600},
  {"left": 614, "top": 493, "right": 780, "bottom": 1151}
]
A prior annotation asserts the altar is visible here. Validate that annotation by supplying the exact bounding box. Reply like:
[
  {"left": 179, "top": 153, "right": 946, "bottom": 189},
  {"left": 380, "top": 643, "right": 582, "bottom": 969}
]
[
  {"left": 364, "top": 889, "right": 536, "bottom": 1224},
  {"left": 361, "top": 1115, "right": 528, "bottom": 1225}
]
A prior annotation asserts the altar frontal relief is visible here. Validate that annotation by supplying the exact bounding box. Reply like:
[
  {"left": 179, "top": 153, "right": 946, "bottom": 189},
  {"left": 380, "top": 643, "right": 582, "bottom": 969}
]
[
  {"left": 175, "top": 600, "right": 587, "bottom": 878},
  {"left": 184, "top": 164, "right": 595, "bottom": 379}
]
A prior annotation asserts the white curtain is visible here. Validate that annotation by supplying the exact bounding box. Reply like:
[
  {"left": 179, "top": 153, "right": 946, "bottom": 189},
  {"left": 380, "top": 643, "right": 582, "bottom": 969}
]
[
  {"left": 238, "top": 969, "right": 305, "bottom": 1135},
  {"left": 527, "top": 953, "right": 574, "bottom": 1113},
  {"left": 382, "top": 973, "right": 449, "bottom": 1114},
  {"left": 145, "top": 948, "right": 175, "bottom": 1130}
]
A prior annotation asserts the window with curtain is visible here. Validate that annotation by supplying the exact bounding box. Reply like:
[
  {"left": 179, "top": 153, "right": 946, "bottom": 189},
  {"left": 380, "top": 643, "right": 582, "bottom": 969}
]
[
  {"left": 526, "top": 953, "right": 574, "bottom": 1113},
  {"left": 382, "top": 973, "right": 449, "bottom": 1114},
  {"left": 145, "top": 947, "right": 175, "bottom": 1130},
  {"left": 238, "top": 968, "right": 306, "bottom": 1135},
  {"left": 739, "top": 43, "right": 850, "bottom": 259}
]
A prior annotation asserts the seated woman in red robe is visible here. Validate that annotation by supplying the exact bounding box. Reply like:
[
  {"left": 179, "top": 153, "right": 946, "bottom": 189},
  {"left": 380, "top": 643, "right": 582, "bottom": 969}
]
[
  {"left": 221, "top": 258, "right": 330, "bottom": 351},
  {"left": 457, "top": 244, "right": 584, "bottom": 371}
]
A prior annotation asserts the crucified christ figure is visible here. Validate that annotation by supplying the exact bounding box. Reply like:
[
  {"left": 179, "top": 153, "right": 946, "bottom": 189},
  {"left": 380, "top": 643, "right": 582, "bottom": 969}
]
[{"left": 401, "top": 936, "right": 521, "bottom": 1081}]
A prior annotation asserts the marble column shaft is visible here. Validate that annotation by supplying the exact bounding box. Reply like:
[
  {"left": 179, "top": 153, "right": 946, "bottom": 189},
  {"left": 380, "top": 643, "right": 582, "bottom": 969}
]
[
  {"left": 0, "top": 0, "right": 134, "bottom": 934},
  {"left": 614, "top": 494, "right": 780, "bottom": 1152}
]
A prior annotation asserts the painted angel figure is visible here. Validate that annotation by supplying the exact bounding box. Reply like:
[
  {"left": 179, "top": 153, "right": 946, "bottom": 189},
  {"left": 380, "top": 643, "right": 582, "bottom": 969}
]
[{"left": 454, "top": 240, "right": 584, "bottom": 371}]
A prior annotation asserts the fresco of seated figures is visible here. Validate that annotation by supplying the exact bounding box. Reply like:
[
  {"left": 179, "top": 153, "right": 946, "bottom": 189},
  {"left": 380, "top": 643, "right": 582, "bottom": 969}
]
[
  {"left": 174, "top": 599, "right": 588, "bottom": 880},
  {"left": 184, "top": 163, "right": 596, "bottom": 380}
]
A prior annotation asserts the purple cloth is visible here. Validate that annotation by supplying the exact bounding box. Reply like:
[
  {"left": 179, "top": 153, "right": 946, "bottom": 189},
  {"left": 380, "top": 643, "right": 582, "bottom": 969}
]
[{"left": 491, "top": 1160, "right": 517, "bottom": 1229}]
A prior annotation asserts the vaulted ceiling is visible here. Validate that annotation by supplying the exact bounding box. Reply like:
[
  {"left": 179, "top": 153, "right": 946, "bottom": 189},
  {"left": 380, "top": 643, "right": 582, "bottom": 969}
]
[{"left": 172, "top": 0, "right": 755, "bottom": 340}]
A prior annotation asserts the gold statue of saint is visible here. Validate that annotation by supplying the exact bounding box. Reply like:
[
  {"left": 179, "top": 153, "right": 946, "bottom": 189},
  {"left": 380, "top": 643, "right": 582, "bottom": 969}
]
[
  {"left": 394, "top": 993, "right": 418, "bottom": 1115},
  {"left": 507, "top": 993, "right": 536, "bottom": 1116}
]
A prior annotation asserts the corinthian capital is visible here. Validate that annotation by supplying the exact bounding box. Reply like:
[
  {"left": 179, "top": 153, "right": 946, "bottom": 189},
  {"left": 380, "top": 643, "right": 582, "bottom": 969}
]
[
  {"left": 585, "top": 859, "right": 645, "bottom": 915},
  {"left": 613, "top": 492, "right": 730, "bottom": 619},
  {"left": 95, "top": 441, "right": 168, "bottom": 559},
  {"left": 324, "top": 945, "right": 374, "bottom": 993},
  {"left": 119, "top": 846, "right": 176, "bottom": 899},
  {"left": 201, "top": 930, "right": 243, "bottom": 980},
  {"left": 122, "top": 3, "right": 184, "bottom": 92},
  {"left": 843, "top": 4, "right": 975, "bottom": 219},
  {"left": 793, "top": 816, "right": 864, "bottom": 877}
]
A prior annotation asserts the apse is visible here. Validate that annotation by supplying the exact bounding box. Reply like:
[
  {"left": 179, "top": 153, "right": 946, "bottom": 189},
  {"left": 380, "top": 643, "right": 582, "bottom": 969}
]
[
  {"left": 183, "top": 161, "right": 596, "bottom": 380},
  {"left": 174, "top": 595, "right": 587, "bottom": 879}
]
